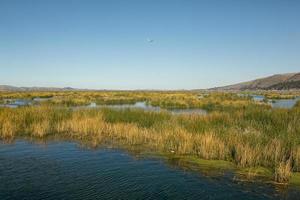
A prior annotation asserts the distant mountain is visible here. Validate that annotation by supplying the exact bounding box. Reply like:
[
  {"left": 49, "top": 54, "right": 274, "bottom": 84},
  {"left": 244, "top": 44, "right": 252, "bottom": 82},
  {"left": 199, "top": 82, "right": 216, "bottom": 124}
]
[
  {"left": 211, "top": 72, "right": 300, "bottom": 90},
  {"left": 0, "top": 85, "right": 22, "bottom": 91},
  {"left": 267, "top": 80, "right": 300, "bottom": 90},
  {"left": 0, "top": 85, "right": 78, "bottom": 92},
  {"left": 2, "top": 72, "right": 300, "bottom": 92}
]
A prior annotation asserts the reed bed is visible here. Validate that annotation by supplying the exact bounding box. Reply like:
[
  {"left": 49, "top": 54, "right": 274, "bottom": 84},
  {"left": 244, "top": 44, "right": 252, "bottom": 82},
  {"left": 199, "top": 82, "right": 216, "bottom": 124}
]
[
  {"left": 0, "top": 91, "right": 265, "bottom": 110},
  {"left": 0, "top": 102, "right": 300, "bottom": 183},
  {"left": 261, "top": 91, "right": 300, "bottom": 100}
]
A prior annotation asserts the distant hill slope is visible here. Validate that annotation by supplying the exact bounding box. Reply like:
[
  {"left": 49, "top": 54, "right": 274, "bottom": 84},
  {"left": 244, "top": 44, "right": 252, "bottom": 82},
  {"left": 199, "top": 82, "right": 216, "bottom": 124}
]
[
  {"left": 267, "top": 80, "right": 300, "bottom": 90},
  {"left": 1, "top": 72, "right": 300, "bottom": 91},
  {"left": 211, "top": 72, "right": 300, "bottom": 90},
  {"left": 0, "top": 85, "right": 78, "bottom": 92},
  {"left": 0, "top": 85, "right": 22, "bottom": 91}
]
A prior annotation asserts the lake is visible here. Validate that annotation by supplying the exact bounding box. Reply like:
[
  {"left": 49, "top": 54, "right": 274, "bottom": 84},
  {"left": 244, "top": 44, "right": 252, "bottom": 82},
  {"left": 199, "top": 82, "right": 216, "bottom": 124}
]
[
  {"left": 1, "top": 96, "right": 299, "bottom": 112},
  {"left": 95, "top": 102, "right": 207, "bottom": 115},
  {"left": 270, "top": 97, "right": 300, "bottom": 109},
  {"left": 0, "top": 140, "right": 299, "bottom": 200},
  {"left": 249, "top": 95, "right": 300, "bottom": 109}
]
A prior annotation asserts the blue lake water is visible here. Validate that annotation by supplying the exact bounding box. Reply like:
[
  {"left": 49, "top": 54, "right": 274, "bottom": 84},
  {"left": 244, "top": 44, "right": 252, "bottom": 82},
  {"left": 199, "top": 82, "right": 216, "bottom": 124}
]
[
  {"left": 0, "top": 140, "right": 299, "bottom": 200},
  {"left": 1, "top": 97, "right": 299, "bottom": 112},
  {"left": 251, "top": 95, "right": 265, "bottom": 102},
  {"left": 249, "top": 95, "right": 300, "bottom": 109},
  {"left": 270, "top": 97, "right": 300, "bottom": 109},
  {"left": 87, "top": 101, "right": 207, "bottom": 115}
]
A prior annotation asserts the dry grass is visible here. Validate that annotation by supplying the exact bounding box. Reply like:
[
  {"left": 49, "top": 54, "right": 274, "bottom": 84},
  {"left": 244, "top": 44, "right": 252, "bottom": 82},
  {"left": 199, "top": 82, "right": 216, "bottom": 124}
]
[
  {"left": 0, "top": 91, "right": 300, "bottom": 183},
  {"left": 275, "top": 159, "right": 292, "bottom": 183},
  {"left": 1, "top": 120, "right": 17, "bottom": 138}
]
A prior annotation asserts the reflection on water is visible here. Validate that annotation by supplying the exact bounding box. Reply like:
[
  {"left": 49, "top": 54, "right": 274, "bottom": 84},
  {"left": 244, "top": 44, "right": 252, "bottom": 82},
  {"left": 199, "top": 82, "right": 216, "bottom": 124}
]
[
  {"left": 0, "top": 99, "right": 32, "bottom": 108},
  {"left": 0, "top": 97, "right": 54, "bottom": 108},
  {"left": 98, "top": 101, "right": 161, "bottom": 111},
  {"left": 251, "top": 95, "right": 265, "bottom": 102},
  {"left": 249, "top": 94, "right": 300, "bottom": 109},
  {"left": 33, "top": 97, "right": 53, "bottom": 102},
  {"left": 270, "top": 97, "right": 300, "bottom": 109},
  {"left": 0, "top": 98, "right": 42, "bottom": 108},
  {"left": 87, "top": 102, "right": 207, "bottom": 115},
  {"left": 0, "top": 104, "right": 19, "bottom": 108},
  {"left": 0, "top": 99, "right": 207, "bottom": 115},
  {"left": 169, "top": 108, "right": 207, "bottom": 115},
  {"left": 1, "top": 96, "right": 299, "bottom": 112},
  {"left": 0, "top": 140, "right": 299, "bottom": 200}
]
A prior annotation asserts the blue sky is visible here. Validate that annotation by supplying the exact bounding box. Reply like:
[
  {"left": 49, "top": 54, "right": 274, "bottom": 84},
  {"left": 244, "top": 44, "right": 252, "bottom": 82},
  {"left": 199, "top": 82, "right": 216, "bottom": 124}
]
[{"left": 0, "top": 0, "right": 299, "bottom": 90}]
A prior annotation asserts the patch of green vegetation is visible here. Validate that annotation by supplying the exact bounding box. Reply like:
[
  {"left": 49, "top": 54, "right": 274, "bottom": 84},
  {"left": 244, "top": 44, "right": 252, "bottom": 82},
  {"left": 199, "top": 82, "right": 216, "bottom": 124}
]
[
  {"left": 145, "top": 153, "right": 236, "bottom": 170},
  {"left": 294, "top": 100, "right": 300, "bottom": 108},
  {"left": 95, "top": 98, "right": 142, "bottom": 105},
  {"left": 237, "top": 167, "right": 273, "bottom": 178},
  {"left": 178, "top": 155, "right": 235, "bottom": 170},
  {"left": 290, "top": 173, "right": 300, "bottom": 185},
  {"left": 141, "top": 152, "right": 275, "bottom": 183},
  {"left": 101, "top": 108, "right": 171, "bottom": 128}
]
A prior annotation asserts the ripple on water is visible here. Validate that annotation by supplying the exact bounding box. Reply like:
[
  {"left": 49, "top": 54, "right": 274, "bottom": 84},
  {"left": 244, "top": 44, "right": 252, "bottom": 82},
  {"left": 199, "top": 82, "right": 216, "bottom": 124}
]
[{"left": 0, "top": 140, "right": 299, "bottom": 200}]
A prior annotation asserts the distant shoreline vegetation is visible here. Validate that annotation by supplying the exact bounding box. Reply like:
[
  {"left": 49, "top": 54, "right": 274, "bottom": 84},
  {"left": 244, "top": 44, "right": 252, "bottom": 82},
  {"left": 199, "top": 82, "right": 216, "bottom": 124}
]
[{"left": 1, "top": 91, "right": 300, "bottom": 184}]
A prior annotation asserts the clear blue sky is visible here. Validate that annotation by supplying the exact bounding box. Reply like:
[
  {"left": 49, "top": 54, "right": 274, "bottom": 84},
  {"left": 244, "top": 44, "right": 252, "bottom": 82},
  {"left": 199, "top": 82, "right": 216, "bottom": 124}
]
[{"left": 0, "top": 0, "right": 299, "bottom": 90}]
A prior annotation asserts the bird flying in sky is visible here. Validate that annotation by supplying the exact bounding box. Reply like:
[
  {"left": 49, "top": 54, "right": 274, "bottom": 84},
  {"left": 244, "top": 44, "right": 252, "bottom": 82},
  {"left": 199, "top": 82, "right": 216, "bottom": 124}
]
[{"left": 147, "top": 38, "right": 154, "bottom": 43}]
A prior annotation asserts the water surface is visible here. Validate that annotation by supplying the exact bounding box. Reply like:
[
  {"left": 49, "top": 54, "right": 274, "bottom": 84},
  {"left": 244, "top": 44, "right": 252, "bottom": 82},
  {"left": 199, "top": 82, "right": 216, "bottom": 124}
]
[
  {"left": 270, "top": 97, "right": 300, "bottom": 109},
  {"left": 1, "top": 96, "right": 299, "bottom": 112},
  {"left": 250, "top": 94, "right": 265, "bottom": 102},
  {"left": 249, "top": 94, "right": 300, "bottom": 108},
  {"left": 88, "top": 101, "right": 207, "bottom": 115},
  {"left": 0, "top": 140, "right": 299, "bottom": 200}
]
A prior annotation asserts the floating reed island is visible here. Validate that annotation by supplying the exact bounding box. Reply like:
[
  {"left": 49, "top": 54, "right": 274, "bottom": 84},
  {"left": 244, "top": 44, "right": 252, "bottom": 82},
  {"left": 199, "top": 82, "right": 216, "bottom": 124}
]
[{"left": 0, "top": 91, "right": 300, "bottom": 184}]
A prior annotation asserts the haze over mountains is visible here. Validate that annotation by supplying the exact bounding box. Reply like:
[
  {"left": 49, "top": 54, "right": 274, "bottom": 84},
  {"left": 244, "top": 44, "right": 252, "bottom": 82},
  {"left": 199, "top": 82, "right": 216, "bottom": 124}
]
[
  {"left": 1, "top": 72, "right": 300, "bottom": 91},
  {"left": 0, "top": 85, "right": 78, "bottom": 92}
]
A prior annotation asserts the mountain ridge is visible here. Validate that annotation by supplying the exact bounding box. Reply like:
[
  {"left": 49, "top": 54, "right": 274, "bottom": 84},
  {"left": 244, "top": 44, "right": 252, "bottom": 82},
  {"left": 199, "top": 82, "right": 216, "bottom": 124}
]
[
  {"left": 1, "top": 72, "right": 300, "bottom": 91},
  {"left": 211, "top": 72, "right": 300, "bottom": 90},
  {"left": 0, "top": 85, "right": 79, "bottom": 92}
]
